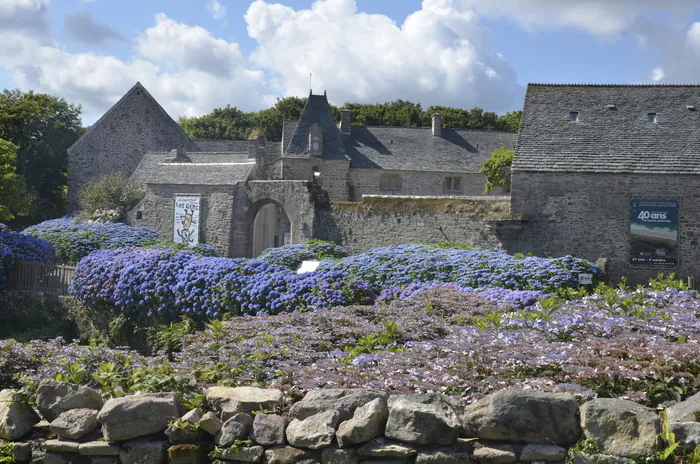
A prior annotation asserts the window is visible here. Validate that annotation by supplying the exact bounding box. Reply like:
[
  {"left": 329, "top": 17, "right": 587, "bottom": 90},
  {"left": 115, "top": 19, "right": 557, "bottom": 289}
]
[
  {"left": 648, "top": 113, "right": 658, "bottom": 124},
  {"left": 444, "top": 176, "right": 462, "bottom": 193},
  {"left": 570, "top": 112, "right": 579, "bottom": 122},
  {"left": 311, "top": 136, "right": 320, "bottom": 152},
  {"left": 380, "top": 174, "right": 400, "bottom": 191}
]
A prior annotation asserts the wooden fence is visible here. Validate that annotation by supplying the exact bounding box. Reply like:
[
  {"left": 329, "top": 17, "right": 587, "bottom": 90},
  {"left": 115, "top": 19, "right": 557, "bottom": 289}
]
[{"left": 7, "top": 261, "right": 76, "bottom": 296}]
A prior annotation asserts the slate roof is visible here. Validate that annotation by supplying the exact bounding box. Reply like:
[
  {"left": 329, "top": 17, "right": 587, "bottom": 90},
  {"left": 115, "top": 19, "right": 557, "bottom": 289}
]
[
  {"left": 131, "top": 152, "right": 254, "bottom": 185},
  {"left": 283, "top": 94, "right": 348, "bottom": 160},
  {"left": 344, "top": 126, "right": 517, "bottom": 173},
  {"left": 193, "top": 139, "right": 249, "bottom": 153},
  {"left": 514, "top": 84, "right": 700, "bottom": 174}
]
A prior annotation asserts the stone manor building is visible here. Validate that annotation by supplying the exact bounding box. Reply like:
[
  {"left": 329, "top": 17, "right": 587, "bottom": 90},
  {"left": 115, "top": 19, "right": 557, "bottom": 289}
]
[{"left": 68, "top": 82, "right": 516, "bottom": 257}]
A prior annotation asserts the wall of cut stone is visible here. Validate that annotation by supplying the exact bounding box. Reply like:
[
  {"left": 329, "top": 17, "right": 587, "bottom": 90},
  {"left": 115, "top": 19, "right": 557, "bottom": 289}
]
[
  {"left": 315, "top": 198, "right": 508, "bottom": 253},
  {"left": 1, "top": 381, "right": 691, "bottom": 464},
  {"left": 510, "top": 171, "right": 700, "bottom": 283},
  {"left": 348, "top": 169, "right": 503, "bottom": 201},
  {"left": 67, "top": 86, "right": 197, "bottom": 210}
]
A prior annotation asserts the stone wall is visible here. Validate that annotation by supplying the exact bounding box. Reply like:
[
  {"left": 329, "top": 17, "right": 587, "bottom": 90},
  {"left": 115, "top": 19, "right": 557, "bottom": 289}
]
[
  {"left": 2, "top": 382, "right": 695, "bottom": 463},
  {"left": 510, "top": 171, "right": 700, "bottom": 283},
  {"left": 128, "top": 184, "right": 237, "bottom": 258},
  {"left": 315, "top": 196, "right": 509, "bottom": 254},
  {"left": 348, "top": 169, "right": 503, "bottom": 201},
  {"left": 67, "top": 84, "right": 197, "bottom": 210}
]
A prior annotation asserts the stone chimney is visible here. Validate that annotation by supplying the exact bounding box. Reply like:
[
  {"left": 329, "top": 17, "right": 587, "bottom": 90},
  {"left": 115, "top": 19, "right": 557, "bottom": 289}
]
[
  {"left": 165, "top": 148, "right": 191, "bottom": 163},
  {"left": 432, "top": 113, "right": 442, "bottom": 136},
  {"left": 339, "top": 110, "right": 352, "bottom": 133}
]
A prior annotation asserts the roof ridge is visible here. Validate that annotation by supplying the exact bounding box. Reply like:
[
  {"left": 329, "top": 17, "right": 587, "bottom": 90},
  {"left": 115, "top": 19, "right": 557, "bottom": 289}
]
[
  {"left": 529, "top": 83, "right": 700, "bottom": 88},
  {"left": 355, "top": 125, "right": 516, "bottom": 134}
]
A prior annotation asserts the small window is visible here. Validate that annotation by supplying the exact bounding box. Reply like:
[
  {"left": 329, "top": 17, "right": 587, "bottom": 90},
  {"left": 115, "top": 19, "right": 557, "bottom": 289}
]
[
  {"left": 444, "top": 176, "right": 462, "bottom": 193},
  {"left": 570, "top": 112, "right": 579, "bottom": 122},
  {"left": 312, "top": 136, "right": 320, "bottom": 152},
  {"left": 648, "top": 113, "right": 658, "bottom": 124},
  {"left": 380, "top": 174, "right": 400, "bottom": 191}
]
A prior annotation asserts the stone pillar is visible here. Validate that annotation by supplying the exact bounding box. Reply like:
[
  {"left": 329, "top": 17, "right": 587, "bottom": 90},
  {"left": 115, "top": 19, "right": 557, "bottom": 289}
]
[{"left": 432, "top": 114, "right": 442, "bottom": 136}]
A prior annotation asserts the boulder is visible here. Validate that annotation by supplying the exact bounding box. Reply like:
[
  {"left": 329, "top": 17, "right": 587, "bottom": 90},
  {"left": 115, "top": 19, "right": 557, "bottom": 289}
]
[
  {"left": 580, "top": 398, "right": 660, "bottom": 457},
  {"left": 205, "top": 386, "right": 282, "bottom": 420},
  {"left": 165, "top": 422, "right": 202, "bottom": 445},
  {"left": 78, "top": 441, "right": 121, "bottom": 456},
  {"left": 472, "top": 444, "right": 517, "bottom": 464},
  {"left": 35, "top": 380, "right": 104, "bottom": 422},
  {"left": 520, "top": 444, "right": 567, "bottom": 461},
  {"left": 41, "top": 439, "right": 80, "bottom": 453},
  {"left": 265, "top": 446, "right": 320, "bottom": 464},
  {"left": 12, "top": 442, "right": 32, "bottom": 462},
  {"left": 287, "top": 410, "right": 340, "bottom": 449},
  {"left": 97, "top": 393, "right": 181, "bottom": 443},
  {"left": 215, "top": 412, "right": 253, "bottom": 447},
  {"left": 49, "top": 408, "right": 98, "bottom": 440},
  {"left": 670, "top": 422, "right": 700, "bottom": 451},
  {"left": 252, "top": 413, "right": 287, "bottom": 446},
  {"left": 290, "top": 389, "right": 387, "bottom": 422},
  {"left": 668, "top": 391, "right": 700, "bottom": 422},
  {"left": 42, "top": 452, "right": 70, "bottom": 464},
  {"left": 357, "top": 438, "right": 417, "bottom": 458},
  {"left": 336, "top": 398, "right": 388, "bottom": 448},
  {"left": 198, "top": 411, "right": 223, "bottom": 435},
  {"left": 416, "top": 449, "right": 471, "bottom": 464},
  {"left": 211, "top": 445, "right": 264, "bottom": 462},
  {"left": 181, "top": 409, "right": 202, "bottom": 424},
  {"left": 0, "top": 389, "right": 40, "bottom": 440},
  {"left": 463, "top": 389, "right": 580, "bottom": 445},
  {"left": 92, "top": 458, "right": 119, "bottom": 464},
  {"left": 384, "top": 395, "right": 460, "bottom": 446},
  {"left": 322, "top": 448, "right": 359, "bottom": 464},
  {"left": 119, "top": 439, "right": 169, "bottom": 464}
]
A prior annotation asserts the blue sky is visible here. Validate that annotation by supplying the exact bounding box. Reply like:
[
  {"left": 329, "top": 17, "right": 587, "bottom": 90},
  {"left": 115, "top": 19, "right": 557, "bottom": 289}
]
[{"left": 2, "top": 0, "right": 698, "bottom": 124}]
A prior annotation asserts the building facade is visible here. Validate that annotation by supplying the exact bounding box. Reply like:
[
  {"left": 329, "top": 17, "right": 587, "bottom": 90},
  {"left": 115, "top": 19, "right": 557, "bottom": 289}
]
[{"left": 68, "top": 82, "right": 514, "bottom": 257}]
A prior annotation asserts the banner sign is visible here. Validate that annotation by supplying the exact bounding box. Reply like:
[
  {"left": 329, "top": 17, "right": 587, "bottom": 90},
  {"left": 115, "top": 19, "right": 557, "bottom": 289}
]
[
  {"left": 630, "top": 199, "right": 678, "bottom": 266},
  {"left": 173, "top": 195, "right": 200, "bottom": 246}
]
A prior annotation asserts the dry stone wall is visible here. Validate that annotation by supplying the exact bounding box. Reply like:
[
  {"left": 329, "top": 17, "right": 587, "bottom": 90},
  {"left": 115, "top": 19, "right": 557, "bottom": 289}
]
[{"left": 1, "top": 382, "right": 692, "bottom": 464}]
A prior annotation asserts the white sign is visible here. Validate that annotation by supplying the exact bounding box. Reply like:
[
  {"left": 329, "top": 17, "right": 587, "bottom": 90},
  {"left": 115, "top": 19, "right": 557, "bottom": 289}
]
[
  {"left": 578, "top": 273, "right": 593, "bottom": 285},
  {"left": 173, "top": 195, "right": 200, "bottom": 246},
  {"left": 284, "top": 232, "right": 291, "bottom": 245},
  {"left": 296, "top": 260, "right": 321, "bottom": 274}
]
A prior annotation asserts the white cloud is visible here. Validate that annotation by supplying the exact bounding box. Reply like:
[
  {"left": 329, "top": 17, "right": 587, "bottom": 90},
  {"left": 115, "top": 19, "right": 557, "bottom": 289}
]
[
  {"left": 0, "top": 15, "right": 276, "bottom": 123},
  {"left": 137, "top": 13, "right": 242, "bottom": 77},
  {"left": 454, "top": 0, "right": 698, "bottom": 36},
  {"left": 207, "top": 0, "right": 227, "bottom": 21},
  {"left": 0, "top": 0, "right": 51, "bottom": 34},
  {"left": 650, "top": 67, "right": 665, "bottom": 82},
  {"left": 64, "top": 10, "right": 126, "bottom": 45},
  {"left": 245, "top": 0, "right": 523, "bottom": 113}
]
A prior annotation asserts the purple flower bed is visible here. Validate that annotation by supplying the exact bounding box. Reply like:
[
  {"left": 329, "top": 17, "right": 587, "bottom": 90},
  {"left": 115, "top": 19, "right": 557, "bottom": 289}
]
[
  {"left": 70, "top": 249, "right": 376, "bottom": 320},
  {"left": 6, "top": 286, "right": 700, "bottom": 407},
  {"left": 259, "top": 240, "right": 348, "bottom": 270},
  {"left": 318, "top": 245, "right": 603, "bottom": 292},
  {"left": 0, "top": 233, "right": 54, "bottom": 288}
]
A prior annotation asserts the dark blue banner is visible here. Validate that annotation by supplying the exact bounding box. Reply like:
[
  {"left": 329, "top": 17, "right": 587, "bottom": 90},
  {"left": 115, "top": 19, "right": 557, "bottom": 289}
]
[{"left": 630, "top": 199, "right": 678, "bottom": 266}]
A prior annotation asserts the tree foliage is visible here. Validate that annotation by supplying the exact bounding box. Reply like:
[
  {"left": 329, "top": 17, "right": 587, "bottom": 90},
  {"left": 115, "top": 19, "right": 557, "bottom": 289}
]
[
  {"left": 78, "top": 172, "right": 145, "bottom": 221},
  {"left": 480, "top": 146, "right": 515, "bottom": 194},
  {"left": 179, "top": 97, "right": 522, "bottom": 142},
  {"left": 0, "top": 89, "right": 83, "bottom": 225},
  {"left": 0, "top": 139, "right": 28, "bottom": 222}
]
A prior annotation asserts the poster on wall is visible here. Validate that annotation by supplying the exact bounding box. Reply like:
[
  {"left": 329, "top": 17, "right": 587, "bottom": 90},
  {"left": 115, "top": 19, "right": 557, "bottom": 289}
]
[
  {"left": 173, "top": 195, "right": 200, "bottom": 246},
  {"left": 630, "top": 199, "right": 678, "bottom": 266}
]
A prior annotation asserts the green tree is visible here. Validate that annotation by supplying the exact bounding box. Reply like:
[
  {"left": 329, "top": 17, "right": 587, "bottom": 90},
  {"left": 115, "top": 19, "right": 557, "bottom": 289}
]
[
  {"left": 480, "top": 146, "right": 515, "bottom": 194},
  {"left": 78, "top": 172, "right": 145, "bottom": 221},
  {"left": 0, "top": 139, "right": 28, "bottom": 222},
  {"left": 0, "top": 89, "right": 83, "bottom": 225},
  {"left": 498, "top": 110, "right": 522, "bottom": 132}
]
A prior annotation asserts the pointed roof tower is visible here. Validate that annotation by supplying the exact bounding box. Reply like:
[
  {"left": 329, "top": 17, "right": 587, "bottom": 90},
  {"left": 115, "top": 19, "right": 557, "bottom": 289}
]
[{"left": 283, "top": 92, "right": 348, "bottom": 160}]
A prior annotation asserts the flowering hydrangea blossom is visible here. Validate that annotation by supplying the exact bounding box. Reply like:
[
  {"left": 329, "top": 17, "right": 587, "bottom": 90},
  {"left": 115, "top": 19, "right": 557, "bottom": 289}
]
[
  {"left": 0, "top": 233, "right": 54, "bottom": 288},
  {"left": 259, "top": 240, "right": 348, "bottom": 270}
]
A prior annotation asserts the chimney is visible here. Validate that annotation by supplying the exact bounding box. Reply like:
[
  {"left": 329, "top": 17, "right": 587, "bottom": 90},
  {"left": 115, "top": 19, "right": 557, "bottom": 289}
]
[
  {"left": 339, "top": 110, "right": 352, "bottom": 133},
  {"left": 165, "top": 148, "right": 191, "bottom": 163},
  {"left": 432, "top": 113, "right": 442, "bottom": 136}
]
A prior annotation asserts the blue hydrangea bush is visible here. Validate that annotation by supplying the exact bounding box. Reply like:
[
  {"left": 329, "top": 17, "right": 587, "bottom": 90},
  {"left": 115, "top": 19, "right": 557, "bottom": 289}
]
[
  {"left": 259, "top": 240, "right": 348, "bottom": 270},
  {"left": 0, "top": 233, "right": 54, "bottom": 288}
]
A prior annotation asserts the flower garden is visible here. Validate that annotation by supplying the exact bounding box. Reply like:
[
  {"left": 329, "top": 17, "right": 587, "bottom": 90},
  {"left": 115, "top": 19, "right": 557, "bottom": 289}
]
[{"left": 1, "top": 219, "right": 699, "bottom": 410}]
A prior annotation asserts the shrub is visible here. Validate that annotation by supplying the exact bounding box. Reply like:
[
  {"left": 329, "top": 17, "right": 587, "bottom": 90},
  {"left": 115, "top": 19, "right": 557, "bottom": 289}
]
[
  {"left": 78, "top": 172, "right": 145, "bottom": 222},
  {"left": 259, "top": 240, "right": 347, "bottom": 270},
  {"left": 22, "top": 218, "right": 161, "bottom": 265},
  {"left": 0, "top": 233, "right": 54, "bottom": 288}
]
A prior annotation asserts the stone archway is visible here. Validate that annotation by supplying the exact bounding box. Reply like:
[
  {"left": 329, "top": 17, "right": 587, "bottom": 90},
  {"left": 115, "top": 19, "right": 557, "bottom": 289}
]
[{"left": 252, "top": 200, "right": 292, "bottom": 257}]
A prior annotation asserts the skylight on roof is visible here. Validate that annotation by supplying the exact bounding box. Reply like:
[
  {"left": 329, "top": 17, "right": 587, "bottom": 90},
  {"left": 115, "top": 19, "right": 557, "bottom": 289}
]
[
  {"left": 570, "top": 112, "right": 579, "bottom": 122},
  {"left": 647, "top": 113, "right": 658, "bottom": 124}
]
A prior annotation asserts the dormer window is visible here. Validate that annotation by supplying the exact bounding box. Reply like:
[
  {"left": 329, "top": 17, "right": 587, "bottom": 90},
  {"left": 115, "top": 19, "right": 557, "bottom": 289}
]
[
  {"left": 648, "top": 113, "right": 658, "bottom": 124},
  {"left": 309, "top": 124, "right": 323, "bottom": 156},
  {"left": 570, "top": 112, "right": 579, "bottom": 122}
]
